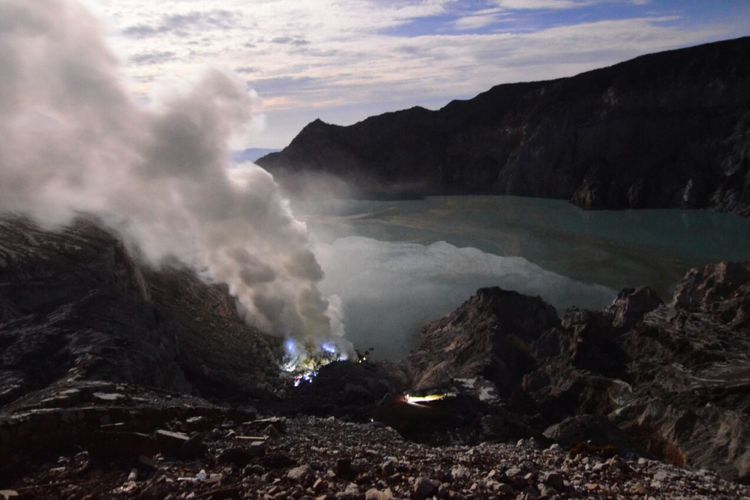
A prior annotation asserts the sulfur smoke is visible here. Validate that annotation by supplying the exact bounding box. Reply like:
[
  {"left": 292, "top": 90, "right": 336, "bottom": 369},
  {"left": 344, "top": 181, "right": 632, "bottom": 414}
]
[{"left": 0, "top": 0, "right": 350, "bottom": 357}]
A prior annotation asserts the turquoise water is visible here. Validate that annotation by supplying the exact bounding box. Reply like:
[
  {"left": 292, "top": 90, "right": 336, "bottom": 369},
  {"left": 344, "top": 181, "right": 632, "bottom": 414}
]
[{"left": 296, "top": 196, "right": 750, "bottom": 359}]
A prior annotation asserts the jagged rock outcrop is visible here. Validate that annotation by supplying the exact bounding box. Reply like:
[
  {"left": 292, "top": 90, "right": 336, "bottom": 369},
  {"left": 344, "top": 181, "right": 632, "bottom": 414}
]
[
  {"left": 258, "top": 37, "right": 750, "bottom": 215},
  {"left": 408, "top": 262, "right": 750, "bottom": 481},
  {"left": 409, "top": 288, "right": 559, "bottom": 394},
  {"left": 0, "top": 217, "right": 282, "bottom": 409}
]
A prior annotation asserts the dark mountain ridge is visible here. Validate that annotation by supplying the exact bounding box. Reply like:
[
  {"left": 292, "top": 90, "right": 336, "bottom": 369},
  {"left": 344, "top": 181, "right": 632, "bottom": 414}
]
[{"left": 258, "top": 36, "right": 750, "bottom": 214}]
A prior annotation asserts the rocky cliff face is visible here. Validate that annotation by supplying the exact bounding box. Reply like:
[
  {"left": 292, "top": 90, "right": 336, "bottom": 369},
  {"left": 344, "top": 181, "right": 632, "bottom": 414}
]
[
  {"left": 408, "top": 262, "right": 750, "bottom": 481},
  {"left": 258, "top": 37, "right": 750, "bottom": 215},
  {"left": 0, "top": 217, "right": 282, "bottom": 409}
]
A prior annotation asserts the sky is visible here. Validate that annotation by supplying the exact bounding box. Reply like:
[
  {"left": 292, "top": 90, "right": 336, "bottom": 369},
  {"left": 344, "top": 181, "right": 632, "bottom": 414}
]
[{"left": 85, "top": 0, "right": 750, "bottom": 148}]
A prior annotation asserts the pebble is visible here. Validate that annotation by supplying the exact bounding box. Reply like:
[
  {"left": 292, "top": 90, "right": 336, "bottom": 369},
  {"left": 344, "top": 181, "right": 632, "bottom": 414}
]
[{"left": 10, "top": 414, "right": 750, "bottom": 499}]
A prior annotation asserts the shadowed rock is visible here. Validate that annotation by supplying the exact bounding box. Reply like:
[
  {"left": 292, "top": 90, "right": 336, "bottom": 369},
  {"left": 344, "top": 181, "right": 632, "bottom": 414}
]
[
  {"left": 0, "top": 217, "right": 282, "bottom": 409},
  {"left": 409, "top": 262, "right": 750, "bottom": 481}
]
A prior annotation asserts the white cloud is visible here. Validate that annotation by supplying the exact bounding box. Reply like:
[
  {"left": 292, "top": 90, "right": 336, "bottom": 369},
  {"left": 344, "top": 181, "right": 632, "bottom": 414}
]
[
  {"left": 454, "top": 8, "right": 506, "bottom": 30},
  {"left": 493, "top": 0, "right": 649, "bottom": 9},
  {"left": 494, "top": 0, "right": 598, "bottom": 10},
  {"left": 85, "top": 0, "right": 741, "bottom": 147}
]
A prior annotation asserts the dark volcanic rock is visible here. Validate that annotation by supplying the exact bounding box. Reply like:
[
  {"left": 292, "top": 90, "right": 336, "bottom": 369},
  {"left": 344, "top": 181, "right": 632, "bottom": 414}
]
[
  {"left": 543, "top": 414, "right": 639, "bottom": 454},
  {"left": 408, "top": 262, "right": 750, "bottom": 481},
  {"left": 0, "top": 217, "right": 282, "bottom": 408},
  {"left": 277, "top": 360, "right": 403, "bottom": 421},
  {"left": 258, "top": 37, "right": 750, "bottom": 216},
  {"left": 409, "top": 287, "right": 559, "bottom": 394}
]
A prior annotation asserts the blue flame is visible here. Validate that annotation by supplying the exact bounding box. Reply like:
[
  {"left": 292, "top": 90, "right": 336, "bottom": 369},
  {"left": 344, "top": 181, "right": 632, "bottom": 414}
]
[{"left": 284, "top": 339, "right": 298, "bottom": 357}]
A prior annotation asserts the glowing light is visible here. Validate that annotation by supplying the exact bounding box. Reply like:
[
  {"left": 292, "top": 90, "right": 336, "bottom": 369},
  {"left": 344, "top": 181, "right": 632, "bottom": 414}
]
[
  {"left": 404, "top": 393, "right": 454, "bottom": 406},
  {"left": 281, "top": 338, "right": 348, "bottom": 386},
  {"left": 284, "top": 339, "right": 298, "bottom": 357}
]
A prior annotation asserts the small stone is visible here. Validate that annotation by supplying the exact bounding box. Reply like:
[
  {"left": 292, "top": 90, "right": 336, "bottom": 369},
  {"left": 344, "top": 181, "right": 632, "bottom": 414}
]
[
  {"left": 653, "top": 470, "right": 670, "bottom": 481},
  {"left": 631, "top": 483, "right": 647, "bottom": 495},
  {"left": 537, "top": 483, "right": 556, "bottom": 497},
  {"left": 365, "top": 488, "right": 393, "bottom": 500},
  {"left": 312, "top": 479, "right": 327, "bottom": 493},
  {"left": 413, "top": 477, "right": 440, "bottom": 499},
  {"left": 185, "top": 416, "right": 209, "bottom": 431},
  {"left": 497, "top": 483, "right": 514, "bottom": 495},
  {"left": 153, "top": 429, "right": 189, "bottom": 456},
  {"left": 546, "top": 443, "right": 561, "bottom": 452},
  {"left": 92, "top": 392, "right": 125, "bottom": 402},
  {"left": 451, "top": 465, "right": 469, "bottom": 480},
  {"left": 288, "top": 465, "right": 312, "bottom": 482},
  {"left": 505, "top": 466, "right": 522, "bottom": 478},
  {"left": 342, "top": 483, "right": 359, "bottom": 496},
  {"left": 244, "top": 464, "right": 265, "bottom": 476},
  {"left": 382, "top": 460, "right": 398, "bottom": 476},
  {"left": 543, "top": 472, "right": 565, "bottom": 490}
]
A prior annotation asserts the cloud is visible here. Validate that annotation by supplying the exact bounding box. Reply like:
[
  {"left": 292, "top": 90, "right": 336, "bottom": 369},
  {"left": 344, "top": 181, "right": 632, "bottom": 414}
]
[
  {"left": 129, "top": 50, "right": 175, "bottom": 65},
  {"left": 270, "top": 36, "right": 309, "bottom": 46},
  {"left": 454, "top": 10, "right": 504, "bottom": 30},
  {"left": 92, "top": 0, "right": 742, "bottom": 147},
  {"left": 494, "top": 0, "right": 599, "bottom": 10},
  {"left": 123, "top": 9, "right": 240, "bottom": 38}
]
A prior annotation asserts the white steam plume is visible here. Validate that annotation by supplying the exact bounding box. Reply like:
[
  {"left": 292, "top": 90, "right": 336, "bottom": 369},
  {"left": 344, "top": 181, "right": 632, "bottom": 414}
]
[{"left": 0, "top": 0, "right": 350, "bottom": 357}]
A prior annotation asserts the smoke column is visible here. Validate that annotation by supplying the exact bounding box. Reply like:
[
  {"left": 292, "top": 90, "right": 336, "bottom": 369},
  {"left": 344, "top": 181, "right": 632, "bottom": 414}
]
[{"left": 0, "top": 0, "right": 350, "bottom": 357}]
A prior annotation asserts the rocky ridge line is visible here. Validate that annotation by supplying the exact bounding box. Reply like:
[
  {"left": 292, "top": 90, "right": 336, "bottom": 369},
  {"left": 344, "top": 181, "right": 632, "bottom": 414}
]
[{"left": 258, "top": 36, "right": 750, "bottom": 216}]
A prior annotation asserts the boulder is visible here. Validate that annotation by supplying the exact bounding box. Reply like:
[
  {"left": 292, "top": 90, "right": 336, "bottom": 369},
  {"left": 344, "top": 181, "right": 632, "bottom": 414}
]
[{"left": 409, "top": 287, "right": 559, "bottom": 393}]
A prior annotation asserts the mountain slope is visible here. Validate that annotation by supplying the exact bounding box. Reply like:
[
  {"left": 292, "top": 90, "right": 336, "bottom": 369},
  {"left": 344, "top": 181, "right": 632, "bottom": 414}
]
[
  {"left": 408, "top": 262, "right": 750, "bottom": 481},
  {"left": 258, "top": 37, "right": 750, "bottom": 214},
  {"left": 0, "top": 217, "right": 283, "bottom": 408}
]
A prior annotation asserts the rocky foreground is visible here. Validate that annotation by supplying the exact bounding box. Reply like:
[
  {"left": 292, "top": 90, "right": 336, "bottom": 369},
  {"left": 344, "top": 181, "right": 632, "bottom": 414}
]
[
  {"left": 405, "top": 261, "right": 750, "bottom": 483},
  {"left": 3, "top": 218, "right": 750, "bottom": 497},
  {"left": 4, "top": 412, "right": 750, "bottom": 499}
]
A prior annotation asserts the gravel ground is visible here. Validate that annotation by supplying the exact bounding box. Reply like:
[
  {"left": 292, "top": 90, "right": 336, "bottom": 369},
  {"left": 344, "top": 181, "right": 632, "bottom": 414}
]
[{"left": 6, "top": 414, "right": 750, "bottom": 499}]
